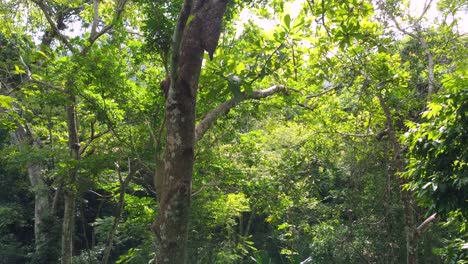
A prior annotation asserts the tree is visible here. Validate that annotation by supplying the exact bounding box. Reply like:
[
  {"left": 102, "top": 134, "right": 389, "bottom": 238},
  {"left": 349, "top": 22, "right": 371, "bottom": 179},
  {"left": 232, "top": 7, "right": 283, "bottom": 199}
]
[
  {"left": 152, "top": 1, "right": 290, "bottom": 262},
  {"left": 29, "top": 1, "right": 129, "bottom": 262},
  {"left": 404, "top": 66, "right": 468, "bottom": 262}
]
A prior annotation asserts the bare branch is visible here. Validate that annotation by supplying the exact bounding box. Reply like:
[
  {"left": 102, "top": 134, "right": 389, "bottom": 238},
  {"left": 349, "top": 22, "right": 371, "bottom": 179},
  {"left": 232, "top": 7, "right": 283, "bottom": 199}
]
[
  {"left": 299, "top": 81, "right": 348, "bottom": 110},
  {"left": 251, "top": 84, "right": 288, "bottom": 99},
  {"left": 28, "top": 78, "right": 66, "bottom": 93},
  {"left": 389, "top": 14, "right": 418, "bottom": 39},
  {"left": 335, "top": 131, "right": 374, "bottom": 138},
  {"left": 415, "top": 27, "right": 435, "bottom": 99},
  {"left": 102, "top": 159, "right": 135, "bottom": 264},
  {"left": 247, "top": 43, "right": 286, "bottom": 86},
  {"left": 18, "top": 54, "right": 31, "bottom": 77},
  {"left": 416, "top": 213, "right": 437, "bottom": 234},
  {"left": 306, "top": 85, "right": 340, "bottom": 99},
  {"left": 195, "top": 85, "right": 287, "bottom": 142},
  {"left": 86, "top": 189, "right": 113, "bottom": 198},
  {"left": 80, "top": 126, "right": 110, "bottom": 155},
  {"left": 18, "top": 54, "right": 67, "bottom": 93},
  {"left": 82, "top": 0, "right": 129, "bottom": 55},
  {"left": 386, "top": 2, "right": 435, "bottom": 99},
  {"left": 416, "top": 0, "right": 434, "bottom": 23},
  {"left": 192, "top": 179, "right": 219, "bottom": 197},
  {"left": 195, "top": 99, "right": 237, "bottom": 142},
  {"left": 90, "top": 0, "right": 99, "bottom": 37},
  {"left": 31, "top": 0, "right": 75, "bottom": 52}
]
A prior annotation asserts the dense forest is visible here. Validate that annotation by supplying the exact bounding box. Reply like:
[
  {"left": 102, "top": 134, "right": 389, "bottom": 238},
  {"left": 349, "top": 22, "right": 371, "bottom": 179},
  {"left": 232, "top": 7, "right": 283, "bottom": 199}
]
[{"left": 0, "top": 0, "right": 467, "bottom": 263}]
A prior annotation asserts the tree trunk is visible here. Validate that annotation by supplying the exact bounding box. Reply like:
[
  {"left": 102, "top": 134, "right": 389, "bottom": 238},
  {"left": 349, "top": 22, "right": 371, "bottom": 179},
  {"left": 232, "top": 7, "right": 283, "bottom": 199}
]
[
  {"left": 377, "top": 93, "right": 419, "bottom": 264},
  {"left": 61, "top": 93, "right": 80, "bottom": 264},
  {"left": 27, "top": 1, "right": 130, "bottom": 262},
  {"left": 102, "top": 163, "right": 134, "bottom": 264},
  {"left": 153, "top": 1, "right": 228, "bottom": 263},
  {"left": 61, "top": 191, "right": 75, "bottom": 264},
  {"left": 28, "top": 163, "right": 57, "bottom": 263},
  {"left": 10, "top": 125, "right": 59, "bottom": 263}
]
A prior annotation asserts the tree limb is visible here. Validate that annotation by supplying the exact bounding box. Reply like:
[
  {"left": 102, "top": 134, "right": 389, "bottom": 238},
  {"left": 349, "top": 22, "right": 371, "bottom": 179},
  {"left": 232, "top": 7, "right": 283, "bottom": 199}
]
[
  {"left": 31, "top": 0, "right": 75, "bottom": 52},
  {"left": 386, "top": 2, "right": 435, "bottom": 99},
  {"left": 415, "top": 24, "right": 435, "bottom": 99},
  {"left": 79, "top": 121, "right": 110, "bottom": 156},
  {"left": 82, "top": 0, "right": 129, "bottom": 55},
  {"left": 335, "top": 131, "right": 374, "bottom": 138},
  {"left": 416, "top": 213, "right": 437, "bottom": 235},
  {"left": 90, "top": 0, "right": 99, "bottom": 37},
  {"left": 306, "top": 84, "right": 341, "bottom": 99},
  {"left": 101, "top": 159, "right": 135, "bottom": 264},
  {"left": 195, "top": 85, "right": 287, "bottom": 142},
  {"left": 416, "top": 0, "right": 434, "bottom": 24},
  {"left": 28, "top": 78, "right": 67, "bottom": 94}
]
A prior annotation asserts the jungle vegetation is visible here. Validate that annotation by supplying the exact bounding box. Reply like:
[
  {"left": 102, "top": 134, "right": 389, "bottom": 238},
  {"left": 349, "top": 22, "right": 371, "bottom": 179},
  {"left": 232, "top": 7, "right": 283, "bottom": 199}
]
[{"left": 0, "top": 0, "right": 467, "bottom": 263}]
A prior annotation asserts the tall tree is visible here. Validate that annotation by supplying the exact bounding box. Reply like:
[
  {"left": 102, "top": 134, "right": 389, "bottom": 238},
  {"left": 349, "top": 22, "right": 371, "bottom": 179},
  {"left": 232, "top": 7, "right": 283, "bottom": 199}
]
[
  {"left": 152, "top": 0, "right": 290, "bottom": 262},
  {"left": 23, "top": 0, "right": 129, "bottom": 262},
  {"left": 153, "top": 1, "right": 230, "bottom": 262}
]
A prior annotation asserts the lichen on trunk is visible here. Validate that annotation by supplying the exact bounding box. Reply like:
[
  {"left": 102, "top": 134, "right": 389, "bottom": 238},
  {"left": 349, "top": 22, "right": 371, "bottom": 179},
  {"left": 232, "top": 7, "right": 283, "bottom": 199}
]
[{"left": 153, "top": 0, "right": 229, "bottom": 263}]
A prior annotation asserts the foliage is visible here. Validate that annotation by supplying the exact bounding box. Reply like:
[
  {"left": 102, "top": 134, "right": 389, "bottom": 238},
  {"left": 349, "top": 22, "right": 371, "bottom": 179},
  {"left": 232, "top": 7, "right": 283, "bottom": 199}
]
[
  {"left": 404, "top": 68, "right": 468, "bottom": 261},
  {"left": 0, "top": 0, "right": 466, "bottom": 263},
  {"left": 404, "top": 69, "right": 468, "bottom": 216}
]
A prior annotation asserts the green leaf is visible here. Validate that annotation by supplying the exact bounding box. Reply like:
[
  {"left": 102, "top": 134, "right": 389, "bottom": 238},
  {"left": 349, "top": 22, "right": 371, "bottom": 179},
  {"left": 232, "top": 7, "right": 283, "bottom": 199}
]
[
  {"left": 0, "top": 95, "right": 15, "bottom": 109},
  {"left": 277, "top": 222, "right": 291, "bottom": 230},
  {"left": 186, "top": 15, "right": 195, "bottom": 26},
  {"left": 283, "top": 14, "right": 291, "bottom": 29},
  {"left": 292, "top": 15, "right": 305, "bottom": 29},
  {"left": 36, "top": 50, "right": 49, "bottom": 59},
  {"left": 13, "top": 65, "right": 26, "bottom": 74}
]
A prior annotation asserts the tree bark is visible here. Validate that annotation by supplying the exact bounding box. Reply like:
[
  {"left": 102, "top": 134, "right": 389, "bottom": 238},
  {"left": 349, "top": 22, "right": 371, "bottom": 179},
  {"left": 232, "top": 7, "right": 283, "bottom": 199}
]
[
  {"left": 10, "top": 124, "right": 59, "bottom": 263},
  {"left": 61, "top": 92, "right": 80, "bottom": 264},
  {"left": 153, "top": 1, "right": 228, "bottom": 263},
  {"left": 61, "top": 191, "right": 75, "bottom": 264},
  {"left": 387, "top": 3, "right": 435, "bottom": 100},
  {"left": 28, "top": 163, "right": 55, "bottom": 262},
  {"left": 152, "top": 3, "right": 290, "bottom": 262}
]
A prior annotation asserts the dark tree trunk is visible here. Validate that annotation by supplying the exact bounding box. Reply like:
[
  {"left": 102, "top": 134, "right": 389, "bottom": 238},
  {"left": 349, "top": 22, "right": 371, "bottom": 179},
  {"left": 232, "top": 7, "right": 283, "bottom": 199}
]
[{"left": 153, "top": 1, "right": 228, "bottom": 263}]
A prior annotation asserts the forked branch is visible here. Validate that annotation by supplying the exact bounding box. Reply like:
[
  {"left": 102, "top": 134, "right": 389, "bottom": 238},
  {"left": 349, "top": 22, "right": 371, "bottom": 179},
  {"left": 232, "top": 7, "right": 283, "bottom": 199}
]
[
  {"left": 83, "top": 0, "right": 129, "bottom": 55},
  {"left": 31, "top": 0, "right": 75, "bottom": 52}
]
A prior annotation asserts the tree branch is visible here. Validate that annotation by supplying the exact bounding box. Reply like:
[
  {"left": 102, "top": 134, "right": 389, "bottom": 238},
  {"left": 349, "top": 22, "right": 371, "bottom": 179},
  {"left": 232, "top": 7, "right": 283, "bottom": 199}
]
[
  {"left": 90, "top": 0, "right": 99, "bottom": 37},
  {"left": 28, "top": 78, "right": 66, "bottom": 93},
  {"left": 335, "top": 131, "right": 374, "bottom": 138},
  {"left": 31, "top": 0, "right": 75, "bottom": 52},
  {"left": 195, "top": 85, "right": 287, "bottom": 142},
  {"left": 416, "top": 213, "right": 437, "bottom": 235},
  {"left": 389, "top": 14, "right": 418, "bottom": 39},
  {"left": 386, "top": 2, "right": 435, "bottom": 99},
  {"left": 82, "top": 0, "right": 129, "bottom": 55},
  {"left": 415, "top": 24, "right": 435, "bottom": 99},
  {"left": 416, "top": 0, "right": 434, "bottom": 24},
  {"left": 101, "top": 159, "right": 135, "bottom": 264},
  {"left": 306, "top": 84, "right": 341, "bottom": 99},
  {"left": 79, "top": 121, "right": 110, "bottom": 156}
]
